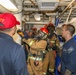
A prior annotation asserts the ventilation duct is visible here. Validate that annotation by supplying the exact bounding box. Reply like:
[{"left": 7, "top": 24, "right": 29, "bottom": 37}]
[{"left": 37, "top": 0, "right": 59, "bottom": 11}]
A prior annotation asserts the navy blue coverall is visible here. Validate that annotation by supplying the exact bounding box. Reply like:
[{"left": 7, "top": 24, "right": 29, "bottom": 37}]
[
  {"left": 0, "top": 32, "right": 29, "bottom": 75},
  {"left": 61, "top": 38, "right": 76, "bottom": 75}
]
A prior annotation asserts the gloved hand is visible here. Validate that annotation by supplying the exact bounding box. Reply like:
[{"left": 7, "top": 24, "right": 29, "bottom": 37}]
[
  {"left": 17, "top": 29, "right": 24, "bottom": 38},
  {"left": 49, "top": 69, "right": 54, "bottom": 73},
  {"left": 47, "top": 69, "right": 54, "bottom": 75}
]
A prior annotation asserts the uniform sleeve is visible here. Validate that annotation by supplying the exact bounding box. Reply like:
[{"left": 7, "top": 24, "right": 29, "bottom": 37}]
[
  {"left": 12, "top": 46, "right": 29, "bottom": 75},
  {"left": 66, "top": 49, "right": 76, "bottom": 73}
]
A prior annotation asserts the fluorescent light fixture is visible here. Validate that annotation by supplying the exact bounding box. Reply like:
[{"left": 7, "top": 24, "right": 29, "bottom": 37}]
[
  {"left": 34, "top": 14, "right": 41, "bottom": 21},
  {"left": 0, "top": 0, "right": 18, "bottom": 11}
]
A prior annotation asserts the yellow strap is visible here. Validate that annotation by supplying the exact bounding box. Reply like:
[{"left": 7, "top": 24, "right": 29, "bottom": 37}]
[
  {"left": 29, "top": 40, "right": 34, "bottom": 46},
  {"left": 50, "top": 41, "right": 55, "bottom": 43},
  {"left": 56, "top": 44, "right": 59, "bottom": 47}
]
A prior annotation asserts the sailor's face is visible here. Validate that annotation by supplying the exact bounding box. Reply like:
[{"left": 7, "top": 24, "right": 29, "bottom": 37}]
[{"left": 62, "top": 26, "right": 67, "bottom": 38}]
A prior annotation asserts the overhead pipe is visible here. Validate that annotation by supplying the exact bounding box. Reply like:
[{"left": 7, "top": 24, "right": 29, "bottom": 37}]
[
  {"left": 26, "top": 22, "right": 49, "bottom": 25},
  {"left": 58, "top": 0, "right": 75, "bottom": 18},
  {"left": 23, "top": 8, "right": 39, "bottom": 11},
  {"left": 29, "top": 0, "right": 39, "bottom": 11},
  {"left": 29, "top": 0, "right": 36, "bottom": 6},
  {"left": 65, "top": 7, "right": 73, "bottom": 23}
]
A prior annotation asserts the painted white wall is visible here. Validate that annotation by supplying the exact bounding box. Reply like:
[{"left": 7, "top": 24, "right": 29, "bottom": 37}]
[
  {"left": 12, "top": 0, "right": 23, "bottom": 44},
  {"left": 13, "top": 13, "right": 22, "bottom": 44}
]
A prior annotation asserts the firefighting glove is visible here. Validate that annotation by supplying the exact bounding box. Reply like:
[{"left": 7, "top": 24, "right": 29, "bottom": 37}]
[
  {"left": 49, "top": 68, "right": 54, "bottom": 73},
  {"left": 47, "top": 69, "right": 54, "bottom": 75},
  {"left": 17, "top": 29, "right": 24, "bottom": 38}
]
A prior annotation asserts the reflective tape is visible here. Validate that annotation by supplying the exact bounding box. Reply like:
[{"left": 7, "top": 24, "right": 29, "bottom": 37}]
[
  {"left": 50, "top": 41, "right": 55, "bottom": 43},
  {"left": 29, "top": 40, "right": 34, "bottom": 46},
  {"left": 43, "top": 72, "right": 46, "bottom": 75},
  {"left": 49, "top": 68, "right": 54, "bottom": 72},
  {"left": 29, "top": 56, "right": 42, "bottom": 61},
  {"left": 56, "top": 44, "right": 59, "bottom": 47}
]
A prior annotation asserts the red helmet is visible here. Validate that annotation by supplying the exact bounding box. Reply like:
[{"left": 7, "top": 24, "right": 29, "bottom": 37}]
[
  {"left": 48, "top": 22, "right": 54, "bottom": 26},
  {"left": 31, "top": 28, "right": 37, "bottom": 31},
  {"left": 44, "top": 24, "right": 48, "bottom": 28},
  {"left": 44, "top": 23, "right": 54, "bottom": 28},
  {"left": 45, "top": 22, "right": 55, "bottom": 33},
  {"left": 40, "top": 27, "right": 48, "bottom": 34}
]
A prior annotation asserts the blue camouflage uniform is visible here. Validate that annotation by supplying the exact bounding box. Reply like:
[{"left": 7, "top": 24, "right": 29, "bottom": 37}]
[
  {"left": 61, "top": 38, "right": 76, "bottom": 75},
  {"left": 0, "top": 32, "right": 28, "bottom": 75}
]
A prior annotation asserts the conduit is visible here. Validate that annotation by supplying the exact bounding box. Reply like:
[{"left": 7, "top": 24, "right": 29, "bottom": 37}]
[
  {"left": 65, "top": 7, "right": 73, "bottom": 23},
  {"left": 59, "top": 0, "right": 75, "bottom": 18}
]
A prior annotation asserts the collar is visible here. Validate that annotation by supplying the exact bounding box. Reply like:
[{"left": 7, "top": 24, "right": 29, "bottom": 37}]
[{"left": 0, "top": 32, "right": 13, "bottom": 41}]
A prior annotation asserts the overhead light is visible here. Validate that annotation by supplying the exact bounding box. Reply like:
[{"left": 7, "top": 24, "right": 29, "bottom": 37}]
[
  {"left": 0, "top": 0, "right": 18, "bottom": 11},
  {"left": 34, "top": 14, "right": 41, "bottom": 21},
  {"left": 26, "top": 15, "right": 30, "bottom": 21}
]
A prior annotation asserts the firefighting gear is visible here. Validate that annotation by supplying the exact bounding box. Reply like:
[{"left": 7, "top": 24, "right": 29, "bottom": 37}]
[
  {"left": 44, "top": 22, "right": 54, "bottom": 28},
  {"left": 42, "top": 50, "right": 55, "bottom": 74},
  {"left": 42, "top": 31, "right": 60, "bottom": 75},
  {"left": 47, "top": 25, "right": 55, "bottom": 33},
  {"left": 40, "top": 27, "right": 48, "bottom": 34},
  {"left": 48, "top": 22, "right": 54, "bottom": 26},
  {"left": 47, "top": 70, "right": 54, "bottom": 75},
  {"left": 48, "top": 33, "right": 57, "bottom": 39},
  {"left": 28, "top": 52, "right": 44, "bottom": 61},
  {"left": 28, "top": 59, "right": 43, "bottom": 75},
  {"left": 35, "top": 30, "right": 45, "bottom": 40},
  {"left": 35, "top": 27, "right": 49, "bottom": 40},
  {"left": 49, "top": 69, "right": 54, "bottom": 72},
  {"left": 22, "top": 38, "right": 47, "bottom": 75},
  {"left": 45, "top": 22, "right": 55, "bottom": 34},
  {"left": 17, "top": 26, "right": 60, "bottom": 75},
  {"left": 47, "top": 33, "right": 60, "bottom": 52},
  {"left": 22, "top": 38, "right": 47, "bottom": 49}
]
